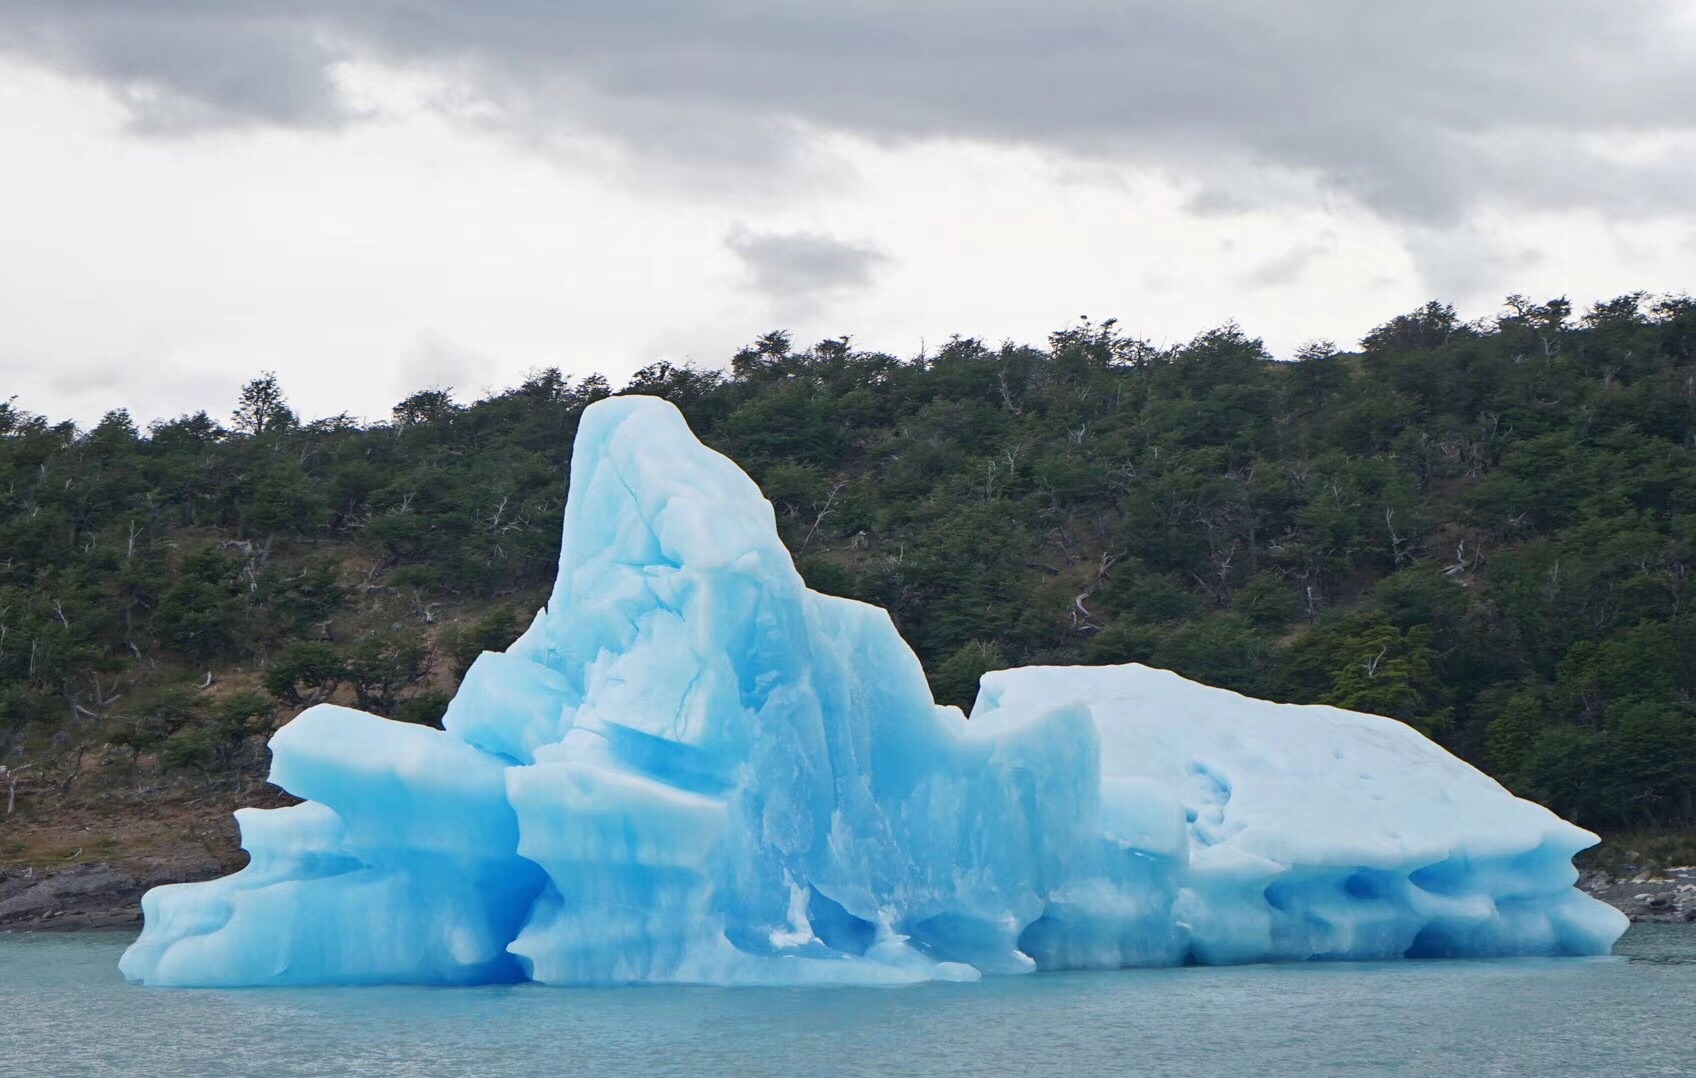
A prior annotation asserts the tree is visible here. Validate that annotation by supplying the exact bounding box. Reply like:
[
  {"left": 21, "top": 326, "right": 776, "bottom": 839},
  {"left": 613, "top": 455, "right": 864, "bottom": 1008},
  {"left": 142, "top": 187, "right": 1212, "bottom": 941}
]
[
  {"left": 1235, "top": 571, "right": 1298, "bottom": 630},
  {"left": 393, "top": 388, "right": 460, "bottom": 428},
  {"left": 231, "top": 372, "right": 296, "bottom": 436},
  {"left": 932, "top": 641, "right": 1008, "bottom": 711},
  {"left": 152, "top": 550, "right": 242, "bottom": 661},
  {"left": 6, "top": 292, "right": 1696, "bottom": 835},
  {"left": 343, "top": 631, "right": 431, "bottom": 715},
  {"left": 1361, "top": 301, "right": 1461, "bottom": 354},
  {"left": 105, "top": 684, "right": 203, "bottom": 770},
  {"left": 391, "top": 690, "right": 451, "bottom": 728},
  {"left": 264, "top": 641, "right": 344, "bottom": 706},
  {"left": 1155, "top": 614, "right": 1269, "bottom": 697},
  {"left": 439, "top": 607, "right": 520, "bottom": 679},
  {"left": 1320, "top": 614, "right": 1451, "bottom": 735}
]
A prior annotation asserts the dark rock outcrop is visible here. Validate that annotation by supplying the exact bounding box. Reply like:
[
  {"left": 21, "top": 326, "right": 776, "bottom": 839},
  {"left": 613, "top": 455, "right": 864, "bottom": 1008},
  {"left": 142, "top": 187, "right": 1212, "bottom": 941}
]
[
  {"left": 0, "top": 861, "right": 223, "bottom": 931},
  {"left": 1579, "top": 866, "right": 1696, "bottom": 923}
]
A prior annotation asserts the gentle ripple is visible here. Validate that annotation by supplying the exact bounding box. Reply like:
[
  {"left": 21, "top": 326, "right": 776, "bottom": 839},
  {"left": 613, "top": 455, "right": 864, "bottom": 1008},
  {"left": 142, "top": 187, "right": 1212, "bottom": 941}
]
[{"left": 2, "top": 925, "right": 1692, "bottom": 1076}]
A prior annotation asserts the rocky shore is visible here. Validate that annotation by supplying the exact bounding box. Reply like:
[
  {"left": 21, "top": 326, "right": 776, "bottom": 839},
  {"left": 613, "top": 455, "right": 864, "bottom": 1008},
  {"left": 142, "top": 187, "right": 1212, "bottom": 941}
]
[
  {"left": 0, "top": 777, "right": 279, "bottom": 933},
  {"left": 1579, "top": 866, "right": 1696, "bottom": 923},
  {"left": 5, "top": 859, "right": 1692, "bottom": 934},
  {"left": 0, "top": 860, "right": 223, "bottom": 931}
]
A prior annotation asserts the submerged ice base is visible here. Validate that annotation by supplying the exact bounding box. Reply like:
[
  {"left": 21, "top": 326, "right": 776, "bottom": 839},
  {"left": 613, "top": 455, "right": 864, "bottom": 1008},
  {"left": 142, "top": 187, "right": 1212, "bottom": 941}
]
[{"left": 121, "top": 396, "right": 1626, "bottom": 987}]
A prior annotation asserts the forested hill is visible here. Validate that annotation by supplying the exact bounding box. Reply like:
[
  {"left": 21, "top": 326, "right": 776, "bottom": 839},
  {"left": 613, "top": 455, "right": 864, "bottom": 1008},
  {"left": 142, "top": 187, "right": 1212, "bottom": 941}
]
[{"left": 4, "top": 294, "right": 1696, "bottom": 840}]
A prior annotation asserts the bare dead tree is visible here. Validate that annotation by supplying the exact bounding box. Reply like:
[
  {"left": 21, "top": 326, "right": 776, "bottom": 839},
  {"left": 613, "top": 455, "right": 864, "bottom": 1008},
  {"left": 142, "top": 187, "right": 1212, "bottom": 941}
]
[
  {"left": 1385, "top": 507, "right": 1415, "bottom": 569},
  {"left": 2, "top": 764, "right": 30, "bottom": 816},
  {"left": 1443, "top": 540, "right": 1484, "bottom": 585},
  {"left": 1362, "top": 646, "right": 1388, "bottom": 679},
  {"left": 997, "top": 367, "right": 1022, "bottom": 415},
  {"left": 800, "top": 480, "right": 849, "bottom": 553},
  {"left": 1071, "top": 591, "right": 1096, "bottom": 632}
]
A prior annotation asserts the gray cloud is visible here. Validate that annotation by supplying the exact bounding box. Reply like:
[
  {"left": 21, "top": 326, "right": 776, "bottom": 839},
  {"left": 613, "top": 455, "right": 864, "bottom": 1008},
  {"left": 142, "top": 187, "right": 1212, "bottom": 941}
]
[
  {"left": 397, "top": 333, "right": 484, "bottom": 402},
  {"left": 727, "top": 227, "right": 886, "bottom": 311},
  {"left": 1238, "top": 235, "right": 1338, "bottom": 290},
  {"left": 0, "top": 4, "right": 351, "bottom": 132},
  {"left": 1401, "top": 225, "right": 1548, "bottom": 306},
  {"left": 2, "top": 1, "right": 1694, "bottom": 224}
]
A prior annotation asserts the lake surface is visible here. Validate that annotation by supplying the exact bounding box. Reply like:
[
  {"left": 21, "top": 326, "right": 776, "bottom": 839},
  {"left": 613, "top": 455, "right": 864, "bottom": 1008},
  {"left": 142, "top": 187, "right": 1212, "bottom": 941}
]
[{"left": 3, "top": 926, "right": 1692, "bottom": 1076}]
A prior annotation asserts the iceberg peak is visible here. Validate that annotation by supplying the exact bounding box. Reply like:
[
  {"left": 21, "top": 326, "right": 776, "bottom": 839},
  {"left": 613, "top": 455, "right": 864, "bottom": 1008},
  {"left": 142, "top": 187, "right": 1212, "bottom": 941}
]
[{"left": 120, "top": 395, "right": 1626, "bottom": 987}]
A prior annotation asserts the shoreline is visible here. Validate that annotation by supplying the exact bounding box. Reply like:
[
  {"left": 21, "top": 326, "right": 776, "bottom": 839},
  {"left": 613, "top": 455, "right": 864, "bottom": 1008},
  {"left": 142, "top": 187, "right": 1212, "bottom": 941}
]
[
  {"left": 6, "top": 860, "right": 1693, "bottom": 936},
  {"left": 1578, "top": 867, "right": 1696, "bottom": 924},
  {"left": 0, "top": 862, "right": 212, "bottom": 934}
]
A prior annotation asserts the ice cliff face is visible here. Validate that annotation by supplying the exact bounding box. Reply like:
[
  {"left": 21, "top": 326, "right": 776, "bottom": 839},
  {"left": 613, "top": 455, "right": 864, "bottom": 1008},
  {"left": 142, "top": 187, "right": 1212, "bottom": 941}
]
[{"left": 120, "top": 396, "right": 1627, "bottom": 987}]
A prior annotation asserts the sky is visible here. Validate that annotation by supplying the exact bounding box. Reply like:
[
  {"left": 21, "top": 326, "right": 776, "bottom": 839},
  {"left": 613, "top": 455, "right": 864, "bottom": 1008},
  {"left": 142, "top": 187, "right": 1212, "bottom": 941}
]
[{"left": 2, "top": 1, "right": 1694, "bottom": 428}]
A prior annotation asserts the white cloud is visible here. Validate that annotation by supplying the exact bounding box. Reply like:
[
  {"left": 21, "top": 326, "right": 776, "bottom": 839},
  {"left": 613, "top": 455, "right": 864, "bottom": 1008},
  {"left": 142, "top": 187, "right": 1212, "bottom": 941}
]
[{"left": 0, "top": 2, "right": 1691, "bottom": 427}]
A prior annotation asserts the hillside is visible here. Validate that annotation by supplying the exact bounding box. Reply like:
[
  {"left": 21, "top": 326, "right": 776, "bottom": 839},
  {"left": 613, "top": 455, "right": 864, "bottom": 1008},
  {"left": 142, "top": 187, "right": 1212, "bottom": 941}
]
[{"left": 3, "top": 293, "right": 1695, "bottom": 901}]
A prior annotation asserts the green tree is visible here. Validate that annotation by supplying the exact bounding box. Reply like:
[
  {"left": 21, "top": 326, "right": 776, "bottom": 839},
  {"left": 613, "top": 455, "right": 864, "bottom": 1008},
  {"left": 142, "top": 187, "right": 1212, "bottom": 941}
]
[
  {"left": 343, "top": 632, "right": 431, "bottom": 715},
  {"left": 231, "top": 372, "right": 296, "bottom": 436},
  {"left": 932, "top": 641, "right": 1008, "bottom": 711},
  {"left": 264, "top": 641, "right": 345, "bottom": 706}
]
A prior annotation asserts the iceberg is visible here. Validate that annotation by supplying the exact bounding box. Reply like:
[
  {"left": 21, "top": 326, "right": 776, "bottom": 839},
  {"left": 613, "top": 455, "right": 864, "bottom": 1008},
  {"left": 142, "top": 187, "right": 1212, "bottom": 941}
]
[{"left": 120, "top": 395, "right": 1626, "bottom": 987}]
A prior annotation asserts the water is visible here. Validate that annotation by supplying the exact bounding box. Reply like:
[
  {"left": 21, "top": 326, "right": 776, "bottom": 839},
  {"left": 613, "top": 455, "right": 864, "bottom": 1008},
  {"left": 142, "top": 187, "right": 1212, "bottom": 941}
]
[{"left": 2, "top": 927, "right": 1692, "bottom": 1077}]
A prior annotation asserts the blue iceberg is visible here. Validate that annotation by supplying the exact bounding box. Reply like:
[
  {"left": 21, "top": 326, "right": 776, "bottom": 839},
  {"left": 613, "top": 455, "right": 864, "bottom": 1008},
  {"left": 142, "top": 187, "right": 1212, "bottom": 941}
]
[{"left": 120, "top": 396, "right": 1627, "bottom": 987}]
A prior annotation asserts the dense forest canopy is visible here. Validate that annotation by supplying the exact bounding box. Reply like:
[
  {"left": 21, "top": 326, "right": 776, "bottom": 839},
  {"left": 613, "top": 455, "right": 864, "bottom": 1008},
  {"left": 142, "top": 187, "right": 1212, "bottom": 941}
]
[{"left": 3, "top": 292, "right": 1695, "bottom": 834}]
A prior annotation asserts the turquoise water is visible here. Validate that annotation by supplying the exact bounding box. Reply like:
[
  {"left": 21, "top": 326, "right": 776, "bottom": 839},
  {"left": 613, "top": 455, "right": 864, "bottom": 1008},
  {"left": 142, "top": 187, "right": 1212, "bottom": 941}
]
[{"left": 3, "top": 926, "right": 1692, "bottom": 1076}]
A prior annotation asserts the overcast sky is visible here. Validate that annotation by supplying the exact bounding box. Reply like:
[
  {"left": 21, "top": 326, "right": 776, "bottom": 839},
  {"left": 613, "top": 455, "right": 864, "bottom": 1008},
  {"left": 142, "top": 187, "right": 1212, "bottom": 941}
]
[{"left": 3, "top": 1, "right": 1694, "bottom": 427}]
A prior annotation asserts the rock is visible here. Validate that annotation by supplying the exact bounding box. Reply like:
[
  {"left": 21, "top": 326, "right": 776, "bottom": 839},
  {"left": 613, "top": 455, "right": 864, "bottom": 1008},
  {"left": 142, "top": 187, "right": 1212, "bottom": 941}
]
[
  {"left": 0, "top": 865, "right": 137, "bottom": 926},
  {"left": 1577, "top": 871, "right": 1695, "bottom": 924},
  {"left": 0, "top": 860, "right": 224, "bottom": 930}
]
